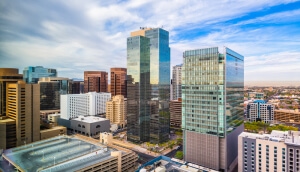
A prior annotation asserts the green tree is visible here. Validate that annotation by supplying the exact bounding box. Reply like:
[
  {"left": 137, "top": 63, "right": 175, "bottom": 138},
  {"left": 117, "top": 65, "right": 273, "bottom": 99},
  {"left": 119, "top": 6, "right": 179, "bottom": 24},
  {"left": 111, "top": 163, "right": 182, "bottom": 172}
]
[{"left": 175, "top": 151, "right": 183, "bottom": 159}]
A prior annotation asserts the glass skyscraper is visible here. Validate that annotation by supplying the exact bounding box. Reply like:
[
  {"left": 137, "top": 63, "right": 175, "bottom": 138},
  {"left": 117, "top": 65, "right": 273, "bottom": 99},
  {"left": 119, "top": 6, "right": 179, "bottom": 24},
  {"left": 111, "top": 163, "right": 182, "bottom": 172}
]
[
  {"left": 182, "top": 47, "right": 244, "bottom": 171},
  {"left": 23, "top": 66, "right": 57, "bottom": 83},
  {"left": 127, "top": 28, "right": 170, "bottom": 144},
  {"left": 127, "top": 35, "right": 151, "bottom": 143}
]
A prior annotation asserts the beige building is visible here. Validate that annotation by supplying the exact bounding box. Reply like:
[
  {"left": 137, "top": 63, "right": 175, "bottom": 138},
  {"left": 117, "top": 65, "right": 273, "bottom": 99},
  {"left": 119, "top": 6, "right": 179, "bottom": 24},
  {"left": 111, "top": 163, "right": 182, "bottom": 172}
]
[
  {"left": 40, "top": 126, "right": 67, "bottom": 140},
  {"left": 6, "top": 81, "right": 40, "bottom": 147},
  {"left": 274, "top": 109, "right": 300, "bottom": 123},
  {"left": 106, "top": 95, "right": 126, "bottom": 128},
  {"left": 0, "top": 116, "right": 16, "bottom": 149},
  {"left": 238, "top": 131, "right": 290, "bottom": 172},
  {"left": 0, "top": 68, "right": 23, "bottom": 116}
]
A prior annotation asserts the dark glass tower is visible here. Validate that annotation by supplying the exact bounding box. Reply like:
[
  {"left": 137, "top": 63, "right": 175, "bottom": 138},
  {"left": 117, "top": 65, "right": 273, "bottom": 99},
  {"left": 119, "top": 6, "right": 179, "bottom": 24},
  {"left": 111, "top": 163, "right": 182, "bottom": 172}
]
[
  {"left": 146, "top": 28, "right": 170, "bottom": 144},
  {"left": 127, "top": 35, "right": 151, "bottom": 143},
  {"left": 127, "top": 28, "right": 170, "bottom": 144},
  {"left": 182, "top": 47, "right": 244, "bottom": 171}
]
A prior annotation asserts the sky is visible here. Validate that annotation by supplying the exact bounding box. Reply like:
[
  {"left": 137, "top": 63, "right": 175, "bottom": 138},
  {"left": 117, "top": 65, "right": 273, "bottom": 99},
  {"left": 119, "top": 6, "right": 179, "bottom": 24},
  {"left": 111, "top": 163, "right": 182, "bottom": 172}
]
[{"left": 0, "top": 0, "right": 300, "bottom": 84}]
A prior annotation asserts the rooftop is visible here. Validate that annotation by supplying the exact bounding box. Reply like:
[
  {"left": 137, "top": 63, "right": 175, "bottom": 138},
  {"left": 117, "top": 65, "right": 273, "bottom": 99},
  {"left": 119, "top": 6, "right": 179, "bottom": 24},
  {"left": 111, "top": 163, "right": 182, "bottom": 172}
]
[
  {"left": 72, "top": 116, "right": 109, "bottom": 123},
  {"left": 137, "top": 156, "right": 219, "bottom": 172},
  {"left": 2, "top": 135, "right": 120, "bottom": 172},
  {"left": 240, "top": 130, "right": 300, "bottom": 145}
]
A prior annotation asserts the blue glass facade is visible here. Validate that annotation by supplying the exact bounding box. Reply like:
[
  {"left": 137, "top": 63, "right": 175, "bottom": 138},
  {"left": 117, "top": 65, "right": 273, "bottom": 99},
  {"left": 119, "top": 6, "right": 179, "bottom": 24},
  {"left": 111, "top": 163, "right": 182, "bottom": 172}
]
[
  {"left": 127, "top": 36, "right": 151, "bottom": 143},
  {"left": 23, "top": 66, "right": 57, "bottom": 83},
  {"left": 182, "top": 47, "right": 244, "bottom": 170},
  {"left": 146, "top": 28, "right": 170, "bottom": 143}
]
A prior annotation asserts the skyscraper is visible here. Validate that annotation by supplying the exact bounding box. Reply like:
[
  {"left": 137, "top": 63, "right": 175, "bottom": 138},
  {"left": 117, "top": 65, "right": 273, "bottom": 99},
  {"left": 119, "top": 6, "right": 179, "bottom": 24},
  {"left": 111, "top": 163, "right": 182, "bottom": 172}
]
[
  {"left": 23, "top": 66, "right": 57, "bottom": 83},
  {"left": 84, "top": 71, "right": 108, "bottom": 93},
  {"left": 0, "top": 68, "right": 23, "bottom": 116},
  {"left": 127, "top": 34, "right": 151, "bottom": 143},
  {"left": 182, "top": 47, "right": 244, "bottom": 171},
  {"left": 110, "top": 68, "right": 127, "bottom": 98},
  {"left": 6, "top": 81, "right": 40, "bottom": 147},
  {"left": 127, "top": 27, "right": 170, "bottom": 143},
  {"left": 172, "top": 64, "right": 182, "bottom": 100},
  {"left": 38, "top": 77, "right": 72, "bottom": 110}
]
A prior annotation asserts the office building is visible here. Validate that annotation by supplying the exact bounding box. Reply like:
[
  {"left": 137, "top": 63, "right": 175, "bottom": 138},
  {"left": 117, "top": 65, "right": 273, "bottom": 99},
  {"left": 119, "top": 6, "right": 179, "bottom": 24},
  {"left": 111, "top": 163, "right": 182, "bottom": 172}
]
[
  {"left": 0, "top": 116, "right": 16, "bottom": 149},
  {"left": 2, "top": 135, "right": 138, "bottom": 172},
  {"left": 71, "top": 80, "right": 81, "bottom": 94},
  {"left": 172, "top": 64, "right": 182, "bottom": 100},
  {"left": 106, "top": 95, "right": 126, "bottom": 128},
  {"left": 0, "top": 68, "right": 23, "bottom": 116},
  {"left": 170, "top": 98, "right": 182, "bottom": 129},
  {"left": 23, "top": 66, "right": 57, "bottom": 83},
  {"left": 127, "top": 32, "right": 151, "bottom": 143},
  {"left": 247, "top": 100, "right": 274, "bottom": 123},
  {"left": 39, "top": 77, "right": 72, "bottom": 110},
  {"left": 84, "top": 71, "right": 108, "bottom": 93},
  {"left": 110, "top": 68, "right": 127, "bottom": 98},
  {"left": 6, "top": 81, "right": 40, "bottom": 148},
  {"left": 182, "top": 47, "right": 244, "bottom": 171},
  {"left": 128, "top": 27, "right": 170, "bottom": 144},
  {"left": 238, "top": 130, "right": 300, "bottom": 172},
  {"left": 60, "top": 92, "right": 111, "bottom": 120}
]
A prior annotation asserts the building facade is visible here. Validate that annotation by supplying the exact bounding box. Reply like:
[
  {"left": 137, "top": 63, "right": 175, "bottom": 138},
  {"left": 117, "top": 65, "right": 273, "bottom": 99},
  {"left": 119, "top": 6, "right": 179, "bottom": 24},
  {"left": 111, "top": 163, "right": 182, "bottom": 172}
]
[
  {"left": 110, "top": 68, "right": 127, "bottom": 98},
  {"left": 127, "top": 33, "right": 151, "bottom": 143},
  {"left": 170, "top": 98, "right": 182, "bottom": 129},
  {"left": 84, "top": 71, "right": 108, "bottom": 93},
  {"left": 39, "top": 77, "right": 72, "bottom": 110},
  {"left": 274, "top": 109, "right": 300, "bottom": 123},
  {"left": 128, "top": 27, "right": 170, "bottom": 144},
  {"left": 182, "top": 47, "right": 244, "bottom": 171},
  {"left": 71, "top": 116, "right": 110, "bottom": 136},
  {"left": 0, "top": 68, "right": 23, "bottom": 116},
  {"left": 60, "top": 92, "right": 111, "bottom": 120},
  {"left": 247, "top": 100, "right": 274, "bottom": 123},
  {"left": 237, "top": 131, "right": 300, "bottom": 172},
  {"left": 106, "top": 95, "right": 126, "bottom": 128},
  {"left": 248, "top": 92, "right": 264, "bottom": 99},
  {"left": 23, "top": 66, "right": 57, "bottom": 83},
  {"left": 172, "top": 64, "right": 182, "bottom": 100},
  {"left": 6, "top": 81, "right": 40, "bottom": 147}
]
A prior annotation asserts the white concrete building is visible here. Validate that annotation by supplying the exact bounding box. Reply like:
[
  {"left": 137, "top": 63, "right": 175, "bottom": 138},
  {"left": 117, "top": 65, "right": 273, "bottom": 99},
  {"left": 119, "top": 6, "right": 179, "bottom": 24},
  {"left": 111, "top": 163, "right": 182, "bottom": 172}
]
[
  {"left": 246, "top": 100, "right": 275, "bottom": 123},
  {"left": 238, "top": 130, "right": 300, "bottom": 172},
  {"left": 60, "top": 92, "right": 111, "bottom": 119},
  {"left": 171, "top": 64, "right": 182, "bottom": 100}
]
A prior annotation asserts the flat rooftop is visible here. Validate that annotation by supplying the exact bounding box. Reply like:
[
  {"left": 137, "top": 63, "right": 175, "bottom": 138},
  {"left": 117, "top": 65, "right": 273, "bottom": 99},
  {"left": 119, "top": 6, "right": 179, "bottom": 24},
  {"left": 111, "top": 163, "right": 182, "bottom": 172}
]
[
  {"left": 2, "top": 135, "right": 120, "bottom": 172},
  {"left": 137, "top": 156, "right": 219, "bottom": 172},
  {"left": 72, "top": 116, "right": 108, "bottom": 123}
]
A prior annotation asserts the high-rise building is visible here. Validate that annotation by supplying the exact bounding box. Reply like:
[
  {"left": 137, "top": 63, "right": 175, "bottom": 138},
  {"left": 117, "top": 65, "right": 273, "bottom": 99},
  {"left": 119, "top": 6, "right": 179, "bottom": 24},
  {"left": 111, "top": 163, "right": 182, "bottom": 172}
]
[
  {"left": 182, "top": 47, "right": 244, "bottom": 171},
  {"left": 6, "top": 81, "right": 40, "bottom": 147},
  {"left": 127, "top": 27, "right": 170, "bottom": 143},
  {"left": 60, "top": 92, "right": 111, "bottom": 120},
  {"left": 23, "top": 66, "right": 57, "bottom": 83},
  {"left": 110, "top": 68, "right": 127, "bottom": 98},
  {"left": 127, "top": 34, "right": 151, "bottom": 143},
  {"left": 0, "top": 68, "right": 23, "bottom": 116},
  {"left": 172, "top": 64, "right": 182, "bottom": 100},
  {"left": 70, "top": 81, "right": 81, "bottom": 94},
  {"left": 38, "top": 77, "right": 72, "bottom": 110},
  {"left": 84, "top": 71, "right": 108, "bottom": 93},
  {"left": 106, "top": 95, "right": 126, "bottom": 128},
  {"left": 170, "top": 98, "right": 182, "bottom": 129},
  {"left": 247, "top": 100, "right": 274, "bottom": 123}
]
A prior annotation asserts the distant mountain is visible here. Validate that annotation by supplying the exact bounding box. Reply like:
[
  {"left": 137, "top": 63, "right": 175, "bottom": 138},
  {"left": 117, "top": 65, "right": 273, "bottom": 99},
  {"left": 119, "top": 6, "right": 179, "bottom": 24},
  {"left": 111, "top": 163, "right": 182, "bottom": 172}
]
[{"left": 72, "top": 78, "right": 84, "bottom": 81}]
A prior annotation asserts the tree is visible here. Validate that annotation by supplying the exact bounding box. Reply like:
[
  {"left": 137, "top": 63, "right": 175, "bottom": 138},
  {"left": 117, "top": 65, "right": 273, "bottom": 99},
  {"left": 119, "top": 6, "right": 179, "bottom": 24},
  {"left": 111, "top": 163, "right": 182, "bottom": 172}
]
[{"left": 175, "top": 151, "right": 183, "bottom": 159}]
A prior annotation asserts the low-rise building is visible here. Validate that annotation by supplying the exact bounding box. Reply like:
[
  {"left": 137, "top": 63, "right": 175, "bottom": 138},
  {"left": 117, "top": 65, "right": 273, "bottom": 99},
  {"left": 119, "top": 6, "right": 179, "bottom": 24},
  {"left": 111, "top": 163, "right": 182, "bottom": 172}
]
[
  {"left": 2, "top": 135, "right": 138, "bottom": 172},
  {"left": 40, "top": 126, "right": 67, "bottom": 140},
  {"left": 248, "top": 92, "right": 264, "bottom": 99},
  {"left": 70, "top": 116, "right": 110, "bottom": 137},
  {"left": 274, "top": 109, "right": 300, "bottom": 123}
]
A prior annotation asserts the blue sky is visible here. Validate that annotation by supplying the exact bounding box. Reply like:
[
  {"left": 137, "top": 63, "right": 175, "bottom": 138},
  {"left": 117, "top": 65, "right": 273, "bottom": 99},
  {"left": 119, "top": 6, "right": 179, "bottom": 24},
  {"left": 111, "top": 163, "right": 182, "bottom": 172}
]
[{"left": 0, "top": 0, "right": 300, "bottom": 83}]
